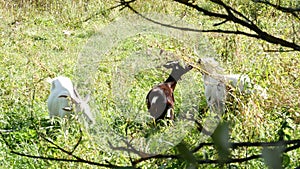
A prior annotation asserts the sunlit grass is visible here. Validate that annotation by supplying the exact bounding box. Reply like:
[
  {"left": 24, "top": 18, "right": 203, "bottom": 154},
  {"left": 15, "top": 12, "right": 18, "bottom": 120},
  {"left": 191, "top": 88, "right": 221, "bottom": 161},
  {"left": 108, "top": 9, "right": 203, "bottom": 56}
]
[{"left": 0, "top": 0, "right": 299, "bottom": 168}]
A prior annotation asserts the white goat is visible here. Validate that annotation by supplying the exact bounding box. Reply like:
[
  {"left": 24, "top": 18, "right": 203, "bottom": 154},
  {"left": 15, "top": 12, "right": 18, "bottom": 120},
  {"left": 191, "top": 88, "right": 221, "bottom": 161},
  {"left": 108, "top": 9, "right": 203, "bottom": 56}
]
[
  {"left": 224, "top": 74, "right": 267, "bottom": 99},
  {"left": 47, "top": 76, "right": 95, "bottom": 124},
  {"left": 198, "top": 58, "right": 268, "bottom": 114}
]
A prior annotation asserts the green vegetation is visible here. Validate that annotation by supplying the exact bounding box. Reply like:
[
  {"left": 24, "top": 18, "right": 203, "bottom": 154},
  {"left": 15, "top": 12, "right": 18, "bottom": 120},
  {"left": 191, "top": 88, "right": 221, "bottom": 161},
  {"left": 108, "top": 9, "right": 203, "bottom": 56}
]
[{"left": 0, "top": 0, "right": 299, "bottom": 168}]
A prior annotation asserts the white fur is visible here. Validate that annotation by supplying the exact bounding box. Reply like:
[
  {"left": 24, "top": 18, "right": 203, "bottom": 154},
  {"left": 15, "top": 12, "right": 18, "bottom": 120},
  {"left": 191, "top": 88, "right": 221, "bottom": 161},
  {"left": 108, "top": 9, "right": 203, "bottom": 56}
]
[
  {"left": 47, "top": 76, "right": 95, "bottom": 124},
  {"left": 47, "top": 76, "right": 76, "bottom": 118},
  {"left": 199, "top": 58, "right": 268, "bottom": 115},
  {"left": 224, "top": 74, "right": 251, "bottom": 92},
  {"left": 151, "top": 96, "right": 159, "bottom": 104}
]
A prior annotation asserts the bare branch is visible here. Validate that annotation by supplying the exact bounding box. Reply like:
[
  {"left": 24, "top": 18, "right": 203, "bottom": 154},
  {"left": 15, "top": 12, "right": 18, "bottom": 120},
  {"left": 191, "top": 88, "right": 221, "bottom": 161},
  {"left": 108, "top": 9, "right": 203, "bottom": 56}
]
[
  {"left": 283, "top": 143, "right": 300, "bottom": 153},
  {"left": 262, "top": 49, "right": 296, "bottom": 52},
  {"left": 197, "top": 154, "right": 261, "bottom": 164},
  {"left": 199, "top": 143, "right": 300, "bottom": 164},
  {"left": 9, "top": 150, "right": 131, "bottom": 168},
  {"left": 108, "top": 139, "right": 155, "bottom": 158},
  {"left": 71, "top": 129, "right": 83, "bottom": 154},
  {"left": 132, "top": 140, "right": 300, "bottom": 165},
  {"left": 111, "top": 0, "right": 300, "bottom": 51},
  {"left": 231, "top": 139, "right": 300, "bottom": 148},
  {"left": 213, "top": 19, "right": 229, "bottom": 26},
  {"left": 174, "top": 0, "right": 300, "bottom": 51},
  {"left": 109, "top": 0, "right": 137, "bottom": 10},
  {"left": 254, "top": 0, "right": 300, "bottom": 20},
  {"left": 199, "top": 29, "right": 259, "bottom": 38},
  {"left": 2, "top": 127, "right": 300, "bottom": 167},
  {"left": 172, "top": 0, "right": 228, "bottom": 19},
  {"left": 114, "top": 0, "right": 300, "bottom": 51},
  {"left": 132, "top": 154, "right": 179, "bottom": 165},
  {"left": 210, "top": 0, "right": 253, "bottom": 24},
  {"left": 0, "top": 130, "right": 130, "bottom": 168},
  {"left": 113, "top": 2, "right": 261, "bottom": 39}
]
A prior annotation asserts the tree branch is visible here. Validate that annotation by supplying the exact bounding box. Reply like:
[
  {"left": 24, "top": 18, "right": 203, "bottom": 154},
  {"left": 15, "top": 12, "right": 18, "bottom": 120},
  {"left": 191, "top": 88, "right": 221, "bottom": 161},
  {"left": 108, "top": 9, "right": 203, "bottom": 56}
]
[
  {"left": 115, "top": 2, "right": 261, "bottom": 38},
  {"left": 108, "top": 139, "right": 155, "bottom": 158},
  {"left": 0, "top": 130, "right": 130, "bottom": 168},
  {"left": 71, "top": 129, "right": 83, "bottom": 154},
  {"left": 231, "top": 139, "right": 300, "bottom": 149},
  {"left": 113, "top": 0, "right": 300, "bottom": 51},
  {"left": 132, "top": 140, "right": 300, "bottom": 165},
  {"left": 2, "top": 127, "right": 300, "bottom": 167},
  {"left": 254, "top": 0, "right": 300, "bottom": 20}
]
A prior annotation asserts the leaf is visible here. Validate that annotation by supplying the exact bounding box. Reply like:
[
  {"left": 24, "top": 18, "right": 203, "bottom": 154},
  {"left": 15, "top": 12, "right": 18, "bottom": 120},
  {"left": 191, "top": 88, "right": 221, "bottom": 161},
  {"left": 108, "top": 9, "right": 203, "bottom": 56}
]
[
  {"left": 212, "top": 122, "right": 230, "bottom": 164},
  {"left": 176, "top": 141, "right": 197, "bottom": 168},
  {"left": 282, "top": 154, "right": 290, "bottom": 168},
  {"left": 262, "top": 147, "right": 283, "bottom": 169}
]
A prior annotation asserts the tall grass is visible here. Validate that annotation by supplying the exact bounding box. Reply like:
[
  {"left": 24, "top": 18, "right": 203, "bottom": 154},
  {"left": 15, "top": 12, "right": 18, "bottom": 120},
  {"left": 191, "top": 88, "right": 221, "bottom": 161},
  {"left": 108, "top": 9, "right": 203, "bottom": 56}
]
[{"left": 0, "top": 0, "right": 299, "bottom": 168}]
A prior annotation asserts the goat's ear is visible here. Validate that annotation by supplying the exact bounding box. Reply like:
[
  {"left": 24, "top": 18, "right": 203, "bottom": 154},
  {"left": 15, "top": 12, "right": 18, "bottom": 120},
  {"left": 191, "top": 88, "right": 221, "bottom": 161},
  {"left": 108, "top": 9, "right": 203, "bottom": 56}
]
[
  {"left": 84, "top": 94, "right": 90, "bottom": 103},
  {"left": 186, "top": 64, "right": 193, "bottom": 70},
  {"left": 46, "top": 77, "right": 56, "bottom": 90},
  {"left": 163, "top": 64, "right": 172, "bottom": 69},
  {"left": 51, "top": 82, "right": 56, "bottom": 90},
  {"left": 46, "top": 77, "right": 53, "bottom": 84},
  {"left": 197, "top": 58, "right": 202, "bottom": 64},
  {"left": 73, "top": 87, "right": 81, "bottom": 99},
  {"left": 70, "top": 89, "right": 81, "bottom": 104},
  {"left": 163, "top": 60, "right": 180, "bottom": 69}
]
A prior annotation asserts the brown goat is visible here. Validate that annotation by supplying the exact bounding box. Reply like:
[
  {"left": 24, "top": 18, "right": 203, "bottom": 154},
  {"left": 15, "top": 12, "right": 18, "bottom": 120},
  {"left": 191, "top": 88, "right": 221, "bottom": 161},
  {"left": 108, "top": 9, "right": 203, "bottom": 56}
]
[{"left": 146, "top": 61, "right": 193, "bottom": 121}]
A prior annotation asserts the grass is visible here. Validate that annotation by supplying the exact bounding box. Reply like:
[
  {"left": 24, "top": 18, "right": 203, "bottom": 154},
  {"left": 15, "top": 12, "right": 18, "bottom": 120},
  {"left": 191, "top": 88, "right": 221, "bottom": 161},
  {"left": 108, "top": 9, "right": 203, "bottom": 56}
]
[{"left": 0, "top": 0, "right": 300, "bottom": 168}]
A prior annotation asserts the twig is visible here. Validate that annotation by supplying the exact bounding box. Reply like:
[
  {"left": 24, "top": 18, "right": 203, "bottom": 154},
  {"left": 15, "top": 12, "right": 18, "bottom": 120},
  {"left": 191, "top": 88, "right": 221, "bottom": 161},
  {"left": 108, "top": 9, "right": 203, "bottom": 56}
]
[
  {"left": 114, "top": 2, "right": 261, "bottom": 39},
  {"left": 9, "top": 150, "right": 131, "bottom": 168},
  {"left": 71, "top": 129, "right": 83, "bottom": 154},
  {"left": 254, "top": 0, "right": 300, "bottom": 20},
  {"left": 109, "top": 0, "right": 137, "bottom": 10},
  {"left": 191, "top": 142, "right": 214, "bottom": 153},
  {"left": 113, "top": 0, "right": 300, "bottom": 51},
  {"left": 213, "top": 19, "right": 229, "bottom": 26},
  {"left": 108, "top": 139, "right": 155, "bottom": 158},
  {"left": 132, "top": 140, "right": 300, "bottom": 165},
  {"left": 197, "top": 154, "right": 261, "bottom": 164},
  {"left": 0, "top": 130, "right": 130, "bottom": 168},
  {"left": 132, "top": 154, "right": 179, "bottom": 165},
  {"left": 2, "top": 127, "right": 300, "bottom": 167},
  {"left": 262, "top": 49, "right": 296, "bottom": 52},
  {"left": 231, "top": 139, "right": 300, "bottom": 149},
  {"left": 205, "top": 0, "right": 300, "bottom": 50},
  {"left": 283, "top": 143, "right": 300, "bottom": 153}
]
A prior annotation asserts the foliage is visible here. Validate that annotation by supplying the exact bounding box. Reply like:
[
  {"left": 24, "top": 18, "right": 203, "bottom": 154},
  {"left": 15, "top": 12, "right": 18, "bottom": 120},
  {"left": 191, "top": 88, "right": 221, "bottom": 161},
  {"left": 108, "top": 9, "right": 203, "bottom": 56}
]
[{"left": 0, "top": 0, "right": 299, "bottom": 168}]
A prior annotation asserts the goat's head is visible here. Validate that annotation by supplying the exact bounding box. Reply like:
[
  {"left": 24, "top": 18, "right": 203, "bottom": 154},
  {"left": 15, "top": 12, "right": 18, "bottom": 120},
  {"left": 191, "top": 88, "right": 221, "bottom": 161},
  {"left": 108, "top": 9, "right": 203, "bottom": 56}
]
[
  {"left": 163, "top": 60, "right": 192, "bottom": 72},
  {"left": 47, "top": 76, "right": 95, "bottom": 124},
  {"left": 47, "top": 76, "right": 76, "bottom": 98},
  {"left": 47, "top": 76, "right": 77, "bottom": 118},
  {"left": 197, "top": 58, "right": 224, "bottom": 75},
  {"left": 163, "top": 60, "right": 193, "bottom": 81}
]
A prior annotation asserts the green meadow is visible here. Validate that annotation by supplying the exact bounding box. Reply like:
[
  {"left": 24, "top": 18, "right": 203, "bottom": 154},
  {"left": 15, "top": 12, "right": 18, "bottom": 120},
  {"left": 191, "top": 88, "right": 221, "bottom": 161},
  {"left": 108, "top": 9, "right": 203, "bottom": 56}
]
[{"left": 0, "top": 1, "right": 299, "bottom": 168}]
